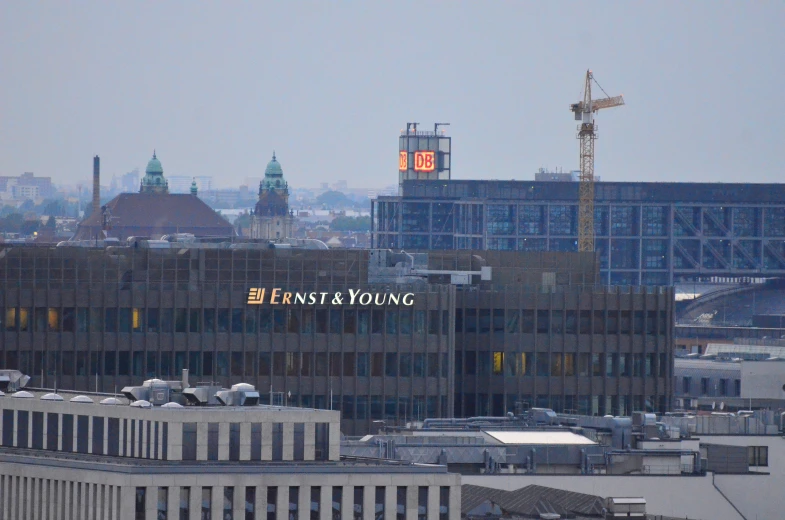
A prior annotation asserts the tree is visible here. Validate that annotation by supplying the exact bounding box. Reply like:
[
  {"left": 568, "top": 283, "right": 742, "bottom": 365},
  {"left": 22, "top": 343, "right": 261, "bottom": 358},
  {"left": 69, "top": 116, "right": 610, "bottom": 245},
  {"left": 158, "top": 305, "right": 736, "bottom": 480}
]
[
  {"left": 20, "top": 219, "right": 40, "bottom": 236},
  {"left": 0, "top": 213, "right": 24, "bottom": 233},
  {"left": 45, "top": 215, "right": 56, "bottom": 230},
  {"left": 316, "top": 190, "right": 352, "bottom": 208},
  {"left": 329, "top": 216, "right": 371, "bottom": 232}
]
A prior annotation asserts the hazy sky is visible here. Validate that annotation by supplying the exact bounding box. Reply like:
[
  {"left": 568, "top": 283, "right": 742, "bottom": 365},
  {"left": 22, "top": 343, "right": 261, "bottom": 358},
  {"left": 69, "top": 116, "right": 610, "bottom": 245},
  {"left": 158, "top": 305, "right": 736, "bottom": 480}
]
[{"left": 1, "top": 1, "right": 783, "bottom": 189}]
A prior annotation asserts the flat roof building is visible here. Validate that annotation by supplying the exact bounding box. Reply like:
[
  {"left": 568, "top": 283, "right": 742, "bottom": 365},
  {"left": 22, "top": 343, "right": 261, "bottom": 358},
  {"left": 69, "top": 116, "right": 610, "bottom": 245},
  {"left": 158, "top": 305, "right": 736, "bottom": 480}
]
[
  {"left": 372, "top": 180, "right": 785, "bottom": 286},
  {"left": 0, "top": 375, "right": 459, "bottom": 520},
  {"left": 0, "top": 243, "right": 674, "bottom": 435}
]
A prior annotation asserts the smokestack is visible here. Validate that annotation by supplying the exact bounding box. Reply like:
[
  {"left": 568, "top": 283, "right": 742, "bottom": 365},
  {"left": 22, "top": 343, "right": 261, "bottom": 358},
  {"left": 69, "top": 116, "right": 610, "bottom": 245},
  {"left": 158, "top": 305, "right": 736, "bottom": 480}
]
[{"left": 92, "top": 155, "right": 100, "bottom": 214}]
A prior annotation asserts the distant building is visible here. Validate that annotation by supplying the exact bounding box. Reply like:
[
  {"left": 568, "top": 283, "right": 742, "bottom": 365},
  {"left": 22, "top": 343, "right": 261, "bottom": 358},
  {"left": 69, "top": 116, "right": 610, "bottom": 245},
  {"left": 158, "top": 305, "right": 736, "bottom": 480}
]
[
  {"left": 250, "top": 153, "right": 296, "bottom": 240},
  {"left": 0, "top": 172, "right": 54, "bottom": 202},
  {"left": 73, "top": 152, "right": 235, "bottom": 241}
]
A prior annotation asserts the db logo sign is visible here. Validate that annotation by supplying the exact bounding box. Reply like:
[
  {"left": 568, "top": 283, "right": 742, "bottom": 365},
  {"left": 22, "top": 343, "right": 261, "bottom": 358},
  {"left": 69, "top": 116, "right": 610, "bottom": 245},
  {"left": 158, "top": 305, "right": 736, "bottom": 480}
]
[
  {"left": 399, "top": 151, "right": 408, "bottom": 171},
  {"left": 414, "top": 151, "right": 436, "bottom": 172}
]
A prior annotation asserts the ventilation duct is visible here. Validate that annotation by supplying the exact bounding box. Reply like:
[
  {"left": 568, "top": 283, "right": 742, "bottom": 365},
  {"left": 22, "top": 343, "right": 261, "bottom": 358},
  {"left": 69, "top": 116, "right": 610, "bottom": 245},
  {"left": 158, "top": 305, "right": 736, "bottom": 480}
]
[
  {"left": 215, "top": 383, "right": 260, "bottom": 407},
  {"left": 0, "top": 370, "right": 31, "bottom": 393}
]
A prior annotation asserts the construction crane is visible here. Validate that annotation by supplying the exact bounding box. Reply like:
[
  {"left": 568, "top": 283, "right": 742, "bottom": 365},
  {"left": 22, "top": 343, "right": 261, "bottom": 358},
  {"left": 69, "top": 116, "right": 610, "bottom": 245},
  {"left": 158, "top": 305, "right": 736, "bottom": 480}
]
[{"left": 571, "top": 70, "right": 624, "bottom": 252}]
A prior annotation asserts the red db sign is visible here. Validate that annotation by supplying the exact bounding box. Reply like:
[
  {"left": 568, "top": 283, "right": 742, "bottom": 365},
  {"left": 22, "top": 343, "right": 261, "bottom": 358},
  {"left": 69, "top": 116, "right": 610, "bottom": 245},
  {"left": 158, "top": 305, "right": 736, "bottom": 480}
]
[{"left": 414, "top": 151, "right": 435, "bottom": 172}]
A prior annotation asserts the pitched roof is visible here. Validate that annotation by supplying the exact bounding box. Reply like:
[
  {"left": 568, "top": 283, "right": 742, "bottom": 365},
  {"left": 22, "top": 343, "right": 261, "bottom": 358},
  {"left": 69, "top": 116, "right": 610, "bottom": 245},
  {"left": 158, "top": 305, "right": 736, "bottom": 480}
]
[
  {"left": 73, "top": 193, "right": 234, "bottom": 240},
  {"left": 462, "top": 484, "right": 606, "bottom": 518}
]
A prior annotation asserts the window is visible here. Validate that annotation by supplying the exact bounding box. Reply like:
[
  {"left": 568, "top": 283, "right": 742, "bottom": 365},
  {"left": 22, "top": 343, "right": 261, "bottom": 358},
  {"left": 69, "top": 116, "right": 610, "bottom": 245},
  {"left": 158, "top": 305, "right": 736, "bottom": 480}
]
[
  {"left": 311, "top": 487, "right": 320, "bottom": 520},
  {"left": 267, "top": 487, "right": 277, "bottom": 520},
  {"left": 332, "top": 487, "right": 342, "bottom": 520},
  {"left": 701, "top": 377, "right": 709, "bottom": 395},
  {"left": 439, "top": 487, "right": 450, "bottom": 520},
  {"left": 683, "top": 377, "right": 692, "bottom": 394},
  {"left": 396, "top": 487, "right": 406, "bottom": 520},
  {"left": 135, "top": 488, "right": 146, "bottom": 520},
  {"left": 353, "top": 487, "right": 364, "bottom": 520},
  {"left": 418, "top": 487, "right": 428, "bottom": 520},
  {"left": 375, "top": 487, "right": 385, "bottom": 520},
  {"left": 224, "top": 487, "right": 234, "bottom": 519},
  {"left": 749, "top": 446, "right": 768, "bottom": 467},
  {"left": 203, "top": 488, "right": 213, "bottom": 520},
  {"left": 158, "top": 487, "right": 168, "bottom": 520},
  {"left": 180, "top": 487, "right": 190, "bottom": 520}
]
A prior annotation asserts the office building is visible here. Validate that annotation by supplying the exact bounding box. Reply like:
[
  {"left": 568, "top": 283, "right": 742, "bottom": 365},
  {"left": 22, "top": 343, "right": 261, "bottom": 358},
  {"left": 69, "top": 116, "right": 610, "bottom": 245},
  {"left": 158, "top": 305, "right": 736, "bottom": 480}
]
[
  {"left": 0, "top": 243, "right": 673, "bottom": 435},
  {"left": 372, "top": 180, "right": 785, "bottom": 286},
  {"left": 0, "top": 374, "right": 458, "bottom": 520}
]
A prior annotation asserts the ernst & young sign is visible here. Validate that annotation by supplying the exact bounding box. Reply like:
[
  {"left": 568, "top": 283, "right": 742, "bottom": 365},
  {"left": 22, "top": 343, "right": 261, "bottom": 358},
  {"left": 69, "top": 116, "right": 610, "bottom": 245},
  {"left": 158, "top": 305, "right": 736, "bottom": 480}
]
[{"left": 247, "top": 288, "right": 415, "bottom": 306}]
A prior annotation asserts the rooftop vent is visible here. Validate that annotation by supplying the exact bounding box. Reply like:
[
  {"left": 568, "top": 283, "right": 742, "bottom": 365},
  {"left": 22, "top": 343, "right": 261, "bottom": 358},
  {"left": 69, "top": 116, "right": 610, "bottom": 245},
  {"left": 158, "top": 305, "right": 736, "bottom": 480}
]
[
  {"left": 41, "top": 393, "right": 64, "bottom": 401},
  {"left": 121, "top": 377, "right": 185, "bottom": 405},
  {"left": 182, "top": 383, "right": 224, "bottom": 406},
  {"left": 130, "top": 400, "right": 152, "bottom": 408},
  {"left": 100, "top": 397, "right": 123, "bottom": 406},
  {"left": 70, "top": 395, "right": 94, "bottom": 404},
  {"left": 0, "top": 370, "right": 31, "bottom": 393},
  {"left": 215, "top": 383, "right": 260, "bottom": 406},
  {"left": 11, "top": 391, "right": 34, "bottom": 399},
  {"left": 162, "top": 402, "right": 183, "bottom": 409}
]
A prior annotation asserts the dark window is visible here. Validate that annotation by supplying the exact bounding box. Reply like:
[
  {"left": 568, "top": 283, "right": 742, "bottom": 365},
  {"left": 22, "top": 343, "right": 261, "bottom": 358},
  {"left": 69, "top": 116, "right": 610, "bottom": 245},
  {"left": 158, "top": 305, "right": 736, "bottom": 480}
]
[
  {"left": 418, "top": 487, "right": 428, "bottom": 520},
  {"left": 203, "top": 488, "right": 213, "bottom": 519},
  {"left": 372, "top": 310, "right": 384, "bottom": 334},
  {"left": 76, "top": 415, "right": 88, "bottom": 453},
  {"left": 62, "top": 414, "right": 73, "bottom": 452},
  {"left": 92, "top": 417, "right": 104, "bottom": 455},
  {"left": 46, "top": 413, "right": 59, "bottom": 451},
  {"left": 224, "top": 487, "right": 234, "bottom": 517},
  {"left": 397, "top": 487, "right": 406, "bottom": 520},
  {"left": 293, "top": 423, "right": 305, "bottom": 461},
  {"left": 371, "top": 353, "right": 383, "bottom": 377},
  {"left": 229, "top": 422, "right": 240, "bottom": 461},
  {"left": 207, "top": 423, "right": 219, "bottom": 461},
  {"left": 158, "top": 487, "right": 168, "bottom": 520},
  {"left": 135, "top": 488, "right": 146, "bottom": 520},
  {"left": 354, "top": 487, "right": 364, "bottom": 520},
  {"left": 749, "top": 446, "right": 769, "bottom": 467},
  {"left": 108, "top": 418, "right": 120, "bottom": 456},
  {"left": 311, "top": 487, "right": 321, "bottom": 520},
  {"left": 439, "top": 487, "right": 450, "bottom": 520},
  {"left": 251, "top": 424, "right": 262, "bottom": 460},
  {"left": 246, "top": 487, "right": 256, "bottom": 520},
  {"left": 385, "top": 353, "right": 398, "bottom": 377},
  {"left": 289, "top": 487, "right": 299, "bottom": 520},
  {"left": 332, "top": 487, "right": 342, "bottom": 520},
  {"left": 218, "top": 309, "right": 230, "bottom": 332},
  {"left": 272, "top": 423, "right": 283, "bottom": 461},
  {"left": 375, "top": 487, "right": 385, "bottom": 520},
  {"left": 31, "top": 411, "right": 43, "bottom": 449},
  {"left": 181, "top": 487, "right": 191, "bottom": 520},
  {"left": 182, "top": 423, "right": 197, "bottom": 461}
]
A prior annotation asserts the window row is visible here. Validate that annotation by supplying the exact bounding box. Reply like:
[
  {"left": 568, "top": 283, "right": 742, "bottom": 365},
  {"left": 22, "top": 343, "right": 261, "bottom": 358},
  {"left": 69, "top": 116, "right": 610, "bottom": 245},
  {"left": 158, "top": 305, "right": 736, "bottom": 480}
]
[
  {"left": 0, "top": 307, "right": 450, "bottom": 336},
  {"left": 456, "top": 392, "right": 667, "bottom": 417},
  {"left": 455, "top": 309, "right": 668, "bottom": 335},
  {"left": 136, "top": 484, "right": 450, "bottom": 520},
  {"left": 679, "top": 376, "right": 741, "bottom": 397},
  {"left": 2, "top": 350, "right": 450, "bottom": 380},
  {"left": 456, "top": 351, "right": 668, "bottom": 378}
]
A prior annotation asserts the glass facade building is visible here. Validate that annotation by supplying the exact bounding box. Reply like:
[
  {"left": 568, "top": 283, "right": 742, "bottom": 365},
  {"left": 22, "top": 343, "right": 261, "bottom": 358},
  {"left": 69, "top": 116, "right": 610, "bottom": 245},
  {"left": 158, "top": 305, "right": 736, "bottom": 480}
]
[
  {"left": 372, "top": 180, "right": 785, "bottom": 285},
  {"left": 0, "top": 245, "right": 673, "bottom": 435}
]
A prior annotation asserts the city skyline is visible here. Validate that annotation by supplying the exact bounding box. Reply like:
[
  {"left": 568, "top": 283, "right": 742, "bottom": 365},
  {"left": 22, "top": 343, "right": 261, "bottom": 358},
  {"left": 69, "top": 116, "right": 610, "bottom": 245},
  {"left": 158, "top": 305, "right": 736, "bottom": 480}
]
[{"left": 1, "top": 2, "right": 783, "bottom": 187}]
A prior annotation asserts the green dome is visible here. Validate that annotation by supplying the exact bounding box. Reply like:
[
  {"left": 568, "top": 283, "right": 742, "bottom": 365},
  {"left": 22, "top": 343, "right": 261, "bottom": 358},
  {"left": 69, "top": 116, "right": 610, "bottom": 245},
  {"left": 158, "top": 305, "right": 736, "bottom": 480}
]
[
  {"left": 264, "top": 152, "right": 283, "bottom": 178},
  {"left": 146, "top": 152, "right": 163, "bottom": 175}
]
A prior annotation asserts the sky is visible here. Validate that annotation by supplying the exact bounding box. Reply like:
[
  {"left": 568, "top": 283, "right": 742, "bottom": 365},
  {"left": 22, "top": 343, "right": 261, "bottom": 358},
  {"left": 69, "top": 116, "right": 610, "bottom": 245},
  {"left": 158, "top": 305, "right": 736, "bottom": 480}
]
[{"left": 1, "top": 1, "right": 783, "bottom": 189}]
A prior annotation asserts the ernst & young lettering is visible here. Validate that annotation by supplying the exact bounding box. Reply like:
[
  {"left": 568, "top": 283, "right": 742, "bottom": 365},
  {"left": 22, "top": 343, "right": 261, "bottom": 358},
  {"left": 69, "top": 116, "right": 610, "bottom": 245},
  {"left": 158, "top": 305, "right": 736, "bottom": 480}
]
[{"left": 247, "top": 288, "right": 415, "bottom": 306}]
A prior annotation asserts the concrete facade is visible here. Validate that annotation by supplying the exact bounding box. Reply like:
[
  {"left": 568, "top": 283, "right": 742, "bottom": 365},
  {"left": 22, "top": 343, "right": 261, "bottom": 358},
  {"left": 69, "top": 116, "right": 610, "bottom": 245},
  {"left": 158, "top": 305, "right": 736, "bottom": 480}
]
[{"left": 0, "top": 393, "right": 460, "bottom": 520}]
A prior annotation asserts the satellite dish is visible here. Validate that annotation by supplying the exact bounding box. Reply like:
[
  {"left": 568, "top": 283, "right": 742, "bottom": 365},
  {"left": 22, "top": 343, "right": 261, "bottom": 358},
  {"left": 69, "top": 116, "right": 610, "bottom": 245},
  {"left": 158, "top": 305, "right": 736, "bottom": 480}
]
[
  {"left": 711, "top": 402, "right": 716, "bottom": 410},
  {"left": 720, "top": 402, "right": 725, "bottom": 410}
]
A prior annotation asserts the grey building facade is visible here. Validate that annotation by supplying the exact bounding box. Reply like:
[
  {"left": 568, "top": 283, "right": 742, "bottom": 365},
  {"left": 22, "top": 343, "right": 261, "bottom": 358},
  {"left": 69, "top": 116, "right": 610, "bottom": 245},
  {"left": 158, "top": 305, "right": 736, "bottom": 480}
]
[
  {"left": 0, "top": 390, "right": 459, "bottom": 520},
  {"left": 0, "top": 245, "right": 674, "bottom": 435},
  {"left": 372, "top": 180, "right": 785, "bottom": 286}
]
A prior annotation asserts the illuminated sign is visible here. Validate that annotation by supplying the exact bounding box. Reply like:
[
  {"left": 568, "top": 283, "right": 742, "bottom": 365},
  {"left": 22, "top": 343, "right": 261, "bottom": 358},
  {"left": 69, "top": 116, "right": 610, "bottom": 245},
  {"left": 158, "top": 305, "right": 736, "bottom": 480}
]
[
  {"left": 248, "top": 288, "right": 415, "bottom": 306},
  {"left": 399, "top": 151, "right": 408, "bottom": 171},
  {"left": 414, "top": 151, "right": 435, "bottom": 172}
]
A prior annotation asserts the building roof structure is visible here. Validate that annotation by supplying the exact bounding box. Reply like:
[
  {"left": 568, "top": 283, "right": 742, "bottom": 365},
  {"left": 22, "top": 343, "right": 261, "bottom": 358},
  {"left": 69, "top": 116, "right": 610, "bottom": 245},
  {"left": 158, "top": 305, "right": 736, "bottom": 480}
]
[{"left": 73, "top": 152, "right": 235, "bottom": 241}]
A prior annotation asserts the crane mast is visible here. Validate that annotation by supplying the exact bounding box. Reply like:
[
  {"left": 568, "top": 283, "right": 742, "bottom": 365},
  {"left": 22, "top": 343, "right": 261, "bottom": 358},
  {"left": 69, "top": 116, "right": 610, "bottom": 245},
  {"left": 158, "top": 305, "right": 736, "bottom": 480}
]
[{"left": 570, "top": 70, "right": 624, "bottom": 253}]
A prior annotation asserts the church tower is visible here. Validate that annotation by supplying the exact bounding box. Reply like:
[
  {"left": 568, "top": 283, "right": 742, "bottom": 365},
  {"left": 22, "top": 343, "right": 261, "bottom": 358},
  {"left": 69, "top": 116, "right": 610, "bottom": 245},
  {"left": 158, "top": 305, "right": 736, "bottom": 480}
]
[
  {"left": 250, "top": 152, "right": 296, "bottom": 239},
  {"left": 139, "top": 151, "right": 169, "bottom": 194}
]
